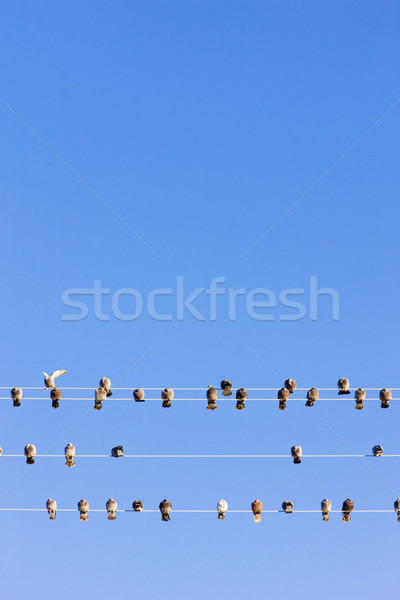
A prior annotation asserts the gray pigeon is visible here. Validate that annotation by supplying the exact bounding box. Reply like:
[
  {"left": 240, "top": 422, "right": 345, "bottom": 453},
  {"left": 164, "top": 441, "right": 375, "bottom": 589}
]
[
  {"left": 133, "top": 388, "right": 145, "bottom": 402},
  {"left": 99, "top": 377, "right": 112, "bottom": 397},
  {"left": 338, "top": 378, "right": 350, "bottom": 395},
  {"left": 94, "top": 387, "right": 106, "bottom": 410},
  {"left": 221, "top": 380, "right": 233, "bottom": 397},
  {"left": 342, "top": 499, "right": 354, "bottom": 522},
  {"left": 380, "top": 388, "right": 392, "bottom": 408},
  {"left": 11, "top": 387, "right": 22, "bottom": 407},
  {"left": 305, "top": 387, "right": 319, "bottom": 407},
  {"left": 372, "top": 445, "right": 383, "bottom": 457},
  {"left": 284, "top": 379, "right": 297, "bottom": 394},
  {"left": 132, "top": 500, "right": 144, "bottom": 512},
  {"left": 291, "top": 445, "right": 302, "bottom": 464},
  {"left": 278, "top": 387, "right": 289, "bottom": 410},
  {"left": 282, "top": 500, "right": 293, "bottom": 514},
  {"left": 24, "top": 444, "right": 36, "bottom": 464},
  {"left": 43, "top": 370, "right": 67, "bottom": 389},
  {"left": 251, "top": 499, "right": 263, "bottom": 523},
  {"left": 159, "top": 499, "right": 172, "bottom": 521},
  {"left": 354, "top": 388, "right": 366, "bottom": 410},
  {"left": 394, "top": 498, "right": 400, "bottom": 522},
  {"left": 235, "top": 387, "right": 248, "bottom": 410},
  {"left": 51, "top": 387, "right": 62, "bottom": 409},
  {"left": 64, "top": 443, "right": 75, "bottom": 467},
  {"left": 161, "top": 388, "right": 174, "bottom": 408},
  {"left": 78, "top": 499, "right": 89, "bottom": 521},
  {"left": 206, "top": 386, "right": 218, "bottom": 410},
  {"left": 321, "top": 499, "right": 332, "bottom": 522},
  {"left": 111, "top": 445, "right": 124, "bottom": 458},
  {"left": 106, "top": 498, "right": 118, "bottom": 520},
  {"left": 46, "top": 498, "right": 57, "bottom": 520},
  {"left": 217, "top": 499, "right": 228, "bottom": 520}
]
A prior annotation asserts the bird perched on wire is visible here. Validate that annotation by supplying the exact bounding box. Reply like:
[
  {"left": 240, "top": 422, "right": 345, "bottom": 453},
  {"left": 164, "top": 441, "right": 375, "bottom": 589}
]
[
  {"left": 305, "top": 387, "right": 319, "bottom": 407},
  {"left": 337, "top": 378, "right": 350, "bottom": 395},
  {"left": 394, "top": 499, "right": 400, "bottom": 522},
  {"left": 133, "top": 388, "right": 145, "bottom": 402},
  {"left": 372, "top": 445, "right": 383, "bottom": 457},
  {"left": 99, "top": 377, "right": 112, "bottom": 397},
  {"left": 278, "top": 387, "right": 289, "bottom": 410},
  {"left": 235, "top": 388, "right": 248, "bottom": 410},
  {"left": 251, "top": 499, "right": 263, "bottom": 523},
  {"left": 342, "top": 499, "right": 354, "bottom": 522},
  {"left": 51, "top": 388, "right": 62, "bottom": 409},
  {"left": 106, "top": 498, "right": 118, "bottom": 520},
  {"left": 111, "top": 445, "right": 124, "bottom": 458},
  {"left": 221, "top": 380, "right": 233, "bottom": 397},
  {"left": 94, "top": 387, "right": 106, "bottom": 410},
  {"left": 354, "top": 388, "right": 366, "bottom": 410},
  {"left": 291, "top": 445, "right": 302, "bottom": 464},
  {"left": 206, "top": 386, "right": 218, "bottom": 410},
  {"left": 0, "top": 448, "right": 2, "bottom": 456},
  {"left": 282, "top": 500, "right": 293, "bottom": 514},
  {"left": 321, "top": 499, "right": 332, "bottom": 522},
  {"left": 46, "top": 499, "right": 57, "bottom": 520},
  {"left": 11, "top": 387, "right": 22, "bottom": 407},
  {"left": 217, "top": 499, "right": 228, "bottom": 520},
  {"left": 78, "top": 499, "right": 89, "bottom": 521},
  {"left": 380, "top": 388, "right": 392, "bottom": 408},
  {"left": 24, "top": 444, "right": 36, "bottom": 464},
  {"left": 64, "top": 443, "right": 76, "bottom": 467},
  {"left": 284, "top": 379, "right": 296, "bottom": 393},
  {"left": 132, "top": 500, "right": 144, "bottom": 512},
  {"left": 161, "top": 388, "right": 174, "bottom": 408},
  {"left": 43, "top": 370, "right": 67, "bottom": 389},
  {"left": 159, "top": 499, "right": 172, "bottom": 521}
]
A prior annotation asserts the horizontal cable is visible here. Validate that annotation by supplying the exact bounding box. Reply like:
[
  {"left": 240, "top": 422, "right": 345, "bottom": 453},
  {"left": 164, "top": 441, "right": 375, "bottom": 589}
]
[
  {"left": 1, "top": 387, "right": 399, "bottom": 391},
  {"left": 1, "top": 398, "right": 400, "bottom": 401},
  {"left": 1, "top": 454, "right": 399, "bottom": 458},
  {"left": 0, "top": 508, "right": 394, "bottom": 513}
]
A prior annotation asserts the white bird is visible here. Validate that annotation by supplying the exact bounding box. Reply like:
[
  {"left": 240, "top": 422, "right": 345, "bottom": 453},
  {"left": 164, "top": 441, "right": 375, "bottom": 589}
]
[
  {"left": 43, "top": 370, "right": 67, "bottom": 389},
  {"left": 106, "top": 498, "right": 118, "bottom": 520},
  {"left": 161, "top": 388, "right": 174, "bottom": 408},
  {"left": 78, "top": 499, "right": 89, "bottom": 521},
  {"left": 94, "top": 387, "right": 106, "bottom": 410},
  {"left": 46, "top": 499, "right": 57, "bottom": 520},
  {"left": 217, "top": 499, "right": 228, "bottom": 520},
  {"left": 99, "top": 377, "right": 112, "bottom": 397},
  {"left": 11, "top": 387, "right": 22, "bottom": 407},
  {"left": 64, "top": 443, "right": 76, "bottom": 467},
  {"left": 321, "top": 499, "right": 332, "bottom": 522},
  {"left": 24, "top": 444, "right": 36, "bottom": 464}
]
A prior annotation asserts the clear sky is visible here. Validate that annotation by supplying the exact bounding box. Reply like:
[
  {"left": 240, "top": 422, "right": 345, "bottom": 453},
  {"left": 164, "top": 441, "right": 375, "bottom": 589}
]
[{"left": 1, "top": 1, "right": 399, "bottom": 599}]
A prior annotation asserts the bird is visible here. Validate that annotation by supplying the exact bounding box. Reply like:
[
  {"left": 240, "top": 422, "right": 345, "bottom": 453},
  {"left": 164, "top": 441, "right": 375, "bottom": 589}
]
[
  {"left": 94, "top": 387, "right": 106, "bottom": 410},
  {"left": 394, "top": 499, "right": 400, "bottom": 522},
  {"left": 133, "top": 388, "right": 145, "bottom": 402},
  {"left": 251, "top": 499, "right": 263, "bottom": 523},
  {"left": 0, "top": 448, "right": 2, "bottom": 456},
  {"left": 24, "top": 444, "right": 36, "bottom": 465},
  {"left": 321, "top": 499, "right": 332, "bottom": 522},
  {"left": 11, "top": 387, "right": 22, "bottom": 407},
  {"left": 278, "top": 387, "right": 289, "bottom": 410},
  {"left": 221, "top": 380, "right": 233, "bottom": 397},
  {"left": 342, "top": 499, "right": 354, "bottom": 522},
  {"left": 372, "top": 445, "right": 383, "bottom": 457},
  {"left": 78, "top": 499, "right": 89, "bottom": 521},
  {"left": 46, "top": 499, "right": 57, "bottom": 520},
  {"left": 217, "top": 499, "right": 228, "bottom": 520},
  {"left": 235, "top": 387, "right": 248, "bottom": 410},
  {"left": 284, "top": 379, "right": 296, "bottom": 394},
  {"left": 111, "top": 445, "right": 124, "bottom": 458},
  {"left": 51, "top": 388, "right": 62, "bottom": 409},
  {"left": 159, "top": 499, "right": 172, "bottom": 521},
  {"left": 305, "top": 387, "right": 319, "bottom": 407},
  {"left": 64, "top": 443, "right": 76, "bottom": 467},
  {"left": 206, "top": 386, "right": 218, "bottom": 410},
  {"left": 161, "top": 388, "right": 174, "bottom": 408},
  {"left": 106, "top": 498, "right": 118, "bottom": 520},
  {"left": 380, "top": 388, "right": 392, "bottom": 408},
  {"left": 132, "top": 500, "right": 144, "bottom": 512},
  {"left": 99, "top": 377, "right": 112, "bottom": 397},
  {"left": 291, "top": 445, "right": 302, "bottom": 464},
  {"left": 43, "top": 370, "right": 67, "bottom": 389},
  {"left": 354, "top": 388, "right": 366, "bottom": 410},
  {"left": 282, "top": 500, "right": 293, "bottom": 514},
  {"left": 337, "top": 378, "right": 350, "bottom": 395}
]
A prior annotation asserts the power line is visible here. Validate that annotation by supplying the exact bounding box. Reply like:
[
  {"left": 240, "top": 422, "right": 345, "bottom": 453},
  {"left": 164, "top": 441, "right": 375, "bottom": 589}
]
[
  {"left": 2, "top": 397, "right": 400, "bottom": 402},
  {"left": 1, "top": 454, "right": 399, "bottom": 458},
  {"left": 1, "top": 387, "right": 399, "bottom": 391},
  {"left": 0, "top": 507, "right": 394, "bottom": 513}
]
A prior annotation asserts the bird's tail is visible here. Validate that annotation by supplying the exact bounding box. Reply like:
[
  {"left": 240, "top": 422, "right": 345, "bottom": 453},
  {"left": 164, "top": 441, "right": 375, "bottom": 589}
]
[
  {"left": 254, "top": 514, "right": 261, "bottom": 523},
  {"left": 161, "top": 513, "right": 170, "bottom": 521},
  {"left": 355, "top": 402, "right": 363, "bottom": 410},
  {"left": 94, "top": 402, "right": 103, "bottom": 410},
  {"left": 235, "top": 402, "right": 245, "bottom": 410},
  {"left": 162, "top": 400, "right": 171, "bottom": 408},
  {"left": 106, "top": 391, "right": 113, "bottom": 397},
  {"left": 278, "top": 401, "right": 286, "bottom": 410},
  {"left": 107, "top": 512, "right": 116, "bottom": 520},
  {"left": 322, "top": 512, "right": 330, "bottom": 522},
  {"left": 80, "top": 512, "right": 89, "bottom": 522},
  {"left": 381, "top": 401, "right": 389, "bottom": 408},
  {"left": 294, "top": 457, "right": 301, "bottom": 464},
  {"left": 218, "top": 513, "right": 225, "bottom": 520},
  {"left": 52, "top": 400, "right": 59, "bottom": 409},
  {"left": 13, "top": 400, "right": 21, "bottom": 407},
  {"left": 222, "top": 389, "right": 232, "bottom": 397},
  {"left": 305, "top": 400, "right": 314, "bottom": 407},
  {"left": 65, "top": 457, "right": 75, "bottom": 467},
  {"left": 397, "top": 512, "right": 400, "bottom": 523},
  {"left": 342, "top": 513, "right": 351, "bottom": 522},
  {"left": 206, "top": 402, "right": 217, "bottom": 410},
  {"left": 26, "top": 457, "right": 35, "bottom": 465},
  {"left": 49, "top": 511, "right": 56, "bottom": 520},
  {"left": 338, "top": 390, "right": 350, "bottom": 395}
]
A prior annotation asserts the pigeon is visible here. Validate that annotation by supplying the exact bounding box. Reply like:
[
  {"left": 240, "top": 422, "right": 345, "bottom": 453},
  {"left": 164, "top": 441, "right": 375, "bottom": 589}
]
[
  {"left": 206, "top": 386, "right": 218, "bottom": 410},
  {"left": 132, "top": 500, "right": 144, "bottom": 512},
  {"left": 133, "top": 388, "right": 145, "bottom": 402},
  {"left": 278, "top": 387, "right": 289, "bottom": 410},
  {"left": 161, "top": 388, "right": 174, "bottom": 408},
  {"left": 235, "top": 388, "right": 248, "bottom": 410},
  {"left": 372, "top": 445, "right": 383, "bottom": 457},
  {"left": 111, "top": 445, "right": 124, "bottom": 458},
  {"left": 291, "top": 445, "right": 302, "bottom": 464},
  {"left": 99, "top": 377, "right": 112, "bottom": 397},
  {"left": 46, "top": 499, "right": 57, "bottom": 520},
  {"left": 394, "top": 498, "right": 400, "bottom": 522},
  {"left": 338, "top": 378, "right": 350, "bottom": 395},
  {"left": 251, "top": 499, "right": 263, "bottom": 523},
  {"left": 284, "top": 379, "right": 296, "bottom": 394},
  {"left": 380, "top": 388, "right": 392, "bottom": 409},
  {"left": 321, "top": 499, "right": 332, "bottom": 522},
  {"left": 11, "top": 387, "right": 22, "bottom": 407},
  {"left": 282, "top": 500, "right": 293, "bottom": 514},
  {"left": 78, "top": 499, "right": 89, "bottom": 521},
  {"left": 354, "top": 388, "right": 366, "bottom": 410},
  {"left": 94, "top": 387, "right": 106, "bottom": 410},
  {"left": 0, "top": 448, "right": 2, "bottom": 456},
  {"left": 51, "top": 388, "right": 62, "bottom": 409},
  {"left": 24, "top": 444, "right": 36, "bottom": 464},
  {"left": 221, "top": 380, "right": 233, "bottom": 397},
  {"left": 106, "top": 498, "right": 118, "bottom": 520},
  {"left": 43, "top": 370, "right": 67, "bottom": 389},
  {"left": 342, "top": 499, "right": 354, "bottom": 522},
  {"left": 305, "top": 387, "right": 319, "bottom": 407},
  {"left": 217, "top": 499, "right": 228, "bottom": 520},
  {"left": 159, "top": 499, "right": 172, "bottom": 521},
  {"left": 64, "top": 443, "right": 76, "bottom": 467}
]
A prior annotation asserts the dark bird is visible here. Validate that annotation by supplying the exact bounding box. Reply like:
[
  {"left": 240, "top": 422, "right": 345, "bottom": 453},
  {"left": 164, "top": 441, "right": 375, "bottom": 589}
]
[
  {"left": 338, "top": 378, "right": 350, "bottom": 395},
  {"left": 235, "top": 388, "right": 248, "bottom": 410},
  {"left": 217, "top": 499, "right": 228, "bottom": 520},
  {"left": 94, "top": 387, "right": 106, "bottom": 410},
  {"left": 64, "top": 443, "right": 76, "bottom": 467},
  {"left": 251, "top": 499, "right": 263, "bottom": 523},
  {"left": 132, "top": 500, "right": 144, "bottom": 512},
  {"left": 221, "top": 380, "right": 233, "bottom": 397},
  {"left": 78, "top": 499, "right": 89, "bottom": 521},
  {"left": 342, "top": 499, "right": 354, "bottom": 522},
  {"left": 282, "top": 500, "right": 293, "bottom": 514},
  {"left": 159, "top": 499, "right": 172, "bottom": 521},
  {"left": 291, "top": 445, "right": 302, "bottom": 464},
  {"left": 372, "top": 445, "right": 383, "bottom": 457},
  {"left": 394, "top": 498, "right": 400, "bottom": 522},
  {"left": 161, "top": 388, "right": 174, "bottom": 408},
  {"left": 99, "top": 377, "right": 112, "bottom": 397},
  {"left": 380, "top": 388, "right": 392, "bottom": 408},
  {"left": 133, "top": 388, "right": 145, "bottom": 402},
  {"left": 305, "top": 387, "right": 319, "bottom": 407},
  {"left": 43, "top": 369, "right": 67, "bottom": 389},
  {"left": 354, "top": 388, "right": 366, "bottom": 410},
  {"left": 111, "top": 445, "right": 124, "bottom": 458},
  {"left": 278, "top": 387, "right": 289, "bottom": 410},
  {"left": 284, "top": 379, "right": 296, "bottom": 394},
  {"left": 24, "top": 444, "right": 36, "bottom": 464},
  {"left": 51, "top": 387, "right": 62, "bottom": 409},
  {"left": 321, "top": 499, "right": 332, "bottom": 522},
  {"left": 106, "top": 498, "right": 118, "bottom": 520},
  {"left": 46, "top": 499, "right": 57, "bottom": 520},
  {"left": 11, "top": 387, "right": 22, "bottom": 407},
  {"left": 206, "top": 386, "right": 218, "bottom": 410}
]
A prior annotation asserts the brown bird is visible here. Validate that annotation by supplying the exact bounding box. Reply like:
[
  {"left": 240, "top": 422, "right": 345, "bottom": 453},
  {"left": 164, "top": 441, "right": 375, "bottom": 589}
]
[
  {"left": 78, "top": 499, "right": 89, "bottom": 521},
  {"left": 94, "top": 387, "right": 106, "bottom": 410},
  {"left": 291, "top": 445, "right": 302, "bottom": 464},
  {"left": 161, "top": 388, "right": 174, "bottom": 408},
  {"left": 24, "top": 444, "right": 36, "bottom": 464},
  {"left": 394, "top": 498, "right": 400, "bottom": 522},
  {"left": 46, "top": 499, "right": 57, "bottom": 520},
  {"left": 282, "top": 500, "right": 293, "bottom": 514},
  {"left": 278, "top": 387, "right": 289, "bottom": 410},
  {"left": 133, "top": 388, "right": 145, "bottom": 402},
  {"left": 159, "top": 499, "right": 172, "bottom": 521},
  {"left": 251, "top": 499, "right": 263, "bottom": 523},
  {"left": 354, "top": 388, "right": 366, "bottom": 410},
  {"left": 43, "top": 370, "right": 67, "bottom": 389},
  {"left": 235, "top": 387, "right": 248, "bottom": 410},
  {"left": 217, "top": 499, "right": 228, "bottom": 520},
  {"left": 11, "top": 387, "right": 22, "bottom": 407},
  {"left": 51, "top": 387, "right": 62, "bottom": 409},
  {"left": 305, "top": 387, "right": 319, "bottom": 407},
  {"left": 64, "top": 443, "right": 76, "bottom": 467},
  {"left": 221, "top": 380, "right": 233, "bottom": 397},
  {"left": 342, "top": 499, "right": 354, "bottom": 522},
  {"left": 132, "top": 500, "right": 144, "bottom": 512},
  {"left": 284, "top": 379, "right": 296, "bottom": 394},
  {"left": 206, "top": 386, "right": 218, "bottom": 410},
  {"left": 321, "top": 499, "right": 332, "bottom": 522},
  {"left": 106, "top": 498, "right": 118, "bottom": 520},
  {"left": 380, "top": 388, "right": 392, "bottom": 408},
  {"left": 99, "top": 377, "right": 112, "bottom": 397},
  {"left": 372, "top": 445, "right": 383, "bottom": 457},
  {"left": 338, "top": 378, "right": 350, "bottom": 395},
  {"left": 111, "top": 445, "right": 124, "bottom": 458}
]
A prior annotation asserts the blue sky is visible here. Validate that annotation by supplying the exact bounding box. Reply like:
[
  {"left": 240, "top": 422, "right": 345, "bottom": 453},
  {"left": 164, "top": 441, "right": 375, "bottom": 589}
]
[{"left": 0, "top": 1, "right": 399, "bottom": 598}]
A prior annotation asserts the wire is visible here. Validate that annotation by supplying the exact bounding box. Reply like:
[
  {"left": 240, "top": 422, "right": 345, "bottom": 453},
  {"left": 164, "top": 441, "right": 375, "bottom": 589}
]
[
  {"left": 2, "top": 387, "right": 400, "bottom": 391},
  {"left": 0, "top": 508, "right": 394, "bottom": 513},
  {"left": 1, "top": 454, "right": 399, "bottom": 458},
  {"left": 2, "top": 397, "right": 400, "bottom": 401}
]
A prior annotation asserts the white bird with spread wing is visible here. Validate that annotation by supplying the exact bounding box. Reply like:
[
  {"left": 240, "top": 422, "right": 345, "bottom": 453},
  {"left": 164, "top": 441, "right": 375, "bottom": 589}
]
[{"left": 43, "top": 370, "right": 67, "bottom": 389}]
